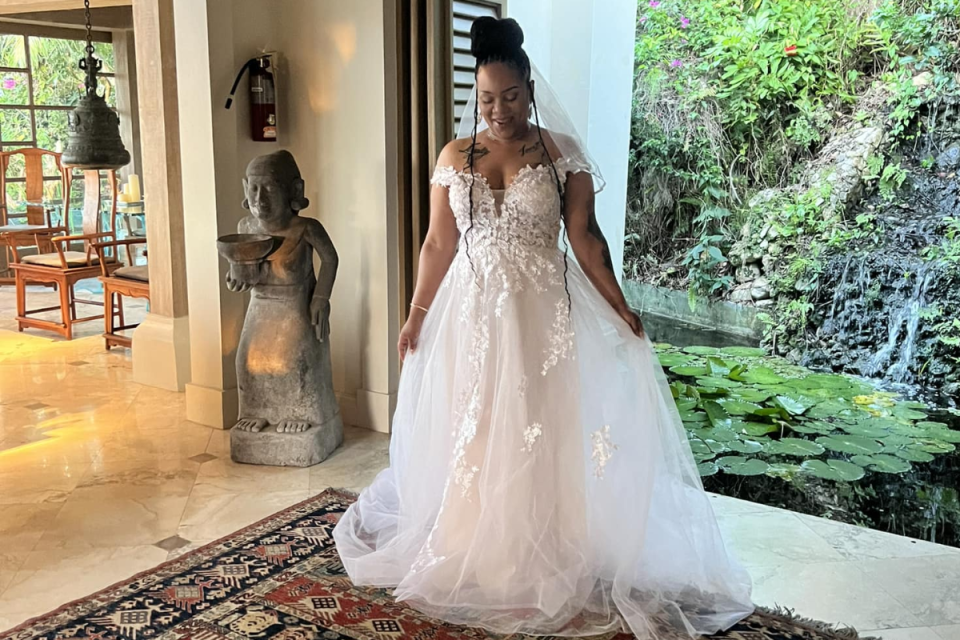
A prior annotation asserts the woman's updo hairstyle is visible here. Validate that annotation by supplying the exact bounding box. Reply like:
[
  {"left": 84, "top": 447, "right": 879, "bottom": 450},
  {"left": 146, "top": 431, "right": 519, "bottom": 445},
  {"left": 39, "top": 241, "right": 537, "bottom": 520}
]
[{"left": 469, "top": 17, "right": 531, "bottom": 84}]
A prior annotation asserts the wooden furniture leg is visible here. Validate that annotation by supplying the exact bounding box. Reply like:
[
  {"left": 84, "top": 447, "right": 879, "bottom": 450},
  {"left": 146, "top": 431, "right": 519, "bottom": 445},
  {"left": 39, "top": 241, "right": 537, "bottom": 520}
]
[
  {"left": 15, "top": 268, "right": 25, "bottom": 331},
  {"left": 58, "top": 276, "right": 72, "bottom": 340}
]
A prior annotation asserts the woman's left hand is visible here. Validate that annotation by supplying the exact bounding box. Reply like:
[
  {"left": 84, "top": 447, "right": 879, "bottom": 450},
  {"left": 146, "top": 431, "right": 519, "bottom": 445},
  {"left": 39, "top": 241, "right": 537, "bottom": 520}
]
[{"left": 617, "top": 306, "right": 645, "bottom": 338}]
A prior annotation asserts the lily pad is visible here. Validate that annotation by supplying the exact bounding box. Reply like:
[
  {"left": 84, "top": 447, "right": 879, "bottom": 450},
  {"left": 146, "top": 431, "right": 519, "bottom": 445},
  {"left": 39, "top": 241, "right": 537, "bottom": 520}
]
[
  {"left": 719, "top": 346, "right": 767, "bottom": 357},
  {"left": 880, "top": 434, "right": 917, "bottom": 447},
  {"left": 717, "top": 399, "right": 764, "bottom": 416},
  {"left": 671, "top": 366, "right": 709, "bottom": 377},
  {"left": 683, "top": 346, "right": 720, "bottom": 356},
  {"left": 840, "top": 420, "right": 893, "bottom": 438},
  {"left": 680, "top": 410, "right": 709, "bottom": 423},
  {"left": 893, "top": 447, "right": 935, "bottom": 463},
  {"left": 717, "top": 456, "right": 770, "bottom": 476},
  {"left": 764, "top": 438, "right": 826, "bottom": 457},
  {"left": 893, "top": 406, "right": 928, "bottom": 421},
  {"left": 851, "top": 454, "right": 913, "bottom": 474},
  {"left": 692, "top": 427, "right": 737, "bottom": 443},
  {"left": 689, "top": 440, "right": 713, "bottom": 457},
  {"left": 751, "top": 407, "right": 790, "bottom": 421},
  {"left": 788, "top": 421, "right": 836, "bottom": 435},
  {"left": 815, "top": 434, "right": 884, "bottom": 455},
  {"left": 697, "top": 461, "right": 719, "bottom": 477},
  {"left": 734, "top": 421, "right": 780, "bottom": 437},
  {"left": 730, "top": 389, "right": 774, "bottom": 403},
  {"left": 697, "top": 377, "right": 743, "bottom": 389},
  {"left": 742, "top": 368, "right": 787, "bottom": 385},
  {"left": 923, "top": 427, "right": 960, "bottom": 444},
  {"left": 800, "top": 459, "right": 866, "bottom": 482},
  {"left": 703, "top": 401, "right": 733, "bottom": 429},
  {"left": 915, "top": 440, "right": 956, "bottom": 454},
  {"left": 802, "top": 373, "right": 859, "bottom": 390},
  {"left": 677, "top": 398, "right": 698, "bottom": 412},
  {"left": 774, "top": 395, "right": 817, "bottom": 415},
  {"left": 807, "top": 399, "right": 858, "bottom": 420},
  {"left": 706, "top": 357, "right": 733, "bottom": 376},
  {"left": 726, "top": 439, "right": 765, "bottom": 454},
  {"left": 659, "top": 353, "right": 697, "bottom": 367},
  {"left": 765, "top": 462, "right": 802, "bottom": 480}
]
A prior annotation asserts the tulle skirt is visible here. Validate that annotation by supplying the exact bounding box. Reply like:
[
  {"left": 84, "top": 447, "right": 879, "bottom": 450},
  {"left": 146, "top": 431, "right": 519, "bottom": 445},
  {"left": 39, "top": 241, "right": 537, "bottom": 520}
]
[{"left": 333, "top": 246, "right": 754, "bottom": 638}]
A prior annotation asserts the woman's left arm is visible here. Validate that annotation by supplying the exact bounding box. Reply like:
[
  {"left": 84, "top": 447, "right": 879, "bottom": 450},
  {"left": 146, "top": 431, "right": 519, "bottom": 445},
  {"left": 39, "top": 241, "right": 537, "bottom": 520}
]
[{"left": 564, "top": 171, "right": 644, "bottom": 338}]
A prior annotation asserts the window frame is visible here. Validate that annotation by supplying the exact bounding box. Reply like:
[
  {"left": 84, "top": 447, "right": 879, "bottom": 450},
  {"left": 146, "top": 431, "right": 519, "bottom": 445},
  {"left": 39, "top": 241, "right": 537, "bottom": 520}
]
[
  {"left": 451, "top": 0, "right": 502, "bottom": 135},
  {"left": 0, "top": 24, "right": 115, "bottom": 220}
]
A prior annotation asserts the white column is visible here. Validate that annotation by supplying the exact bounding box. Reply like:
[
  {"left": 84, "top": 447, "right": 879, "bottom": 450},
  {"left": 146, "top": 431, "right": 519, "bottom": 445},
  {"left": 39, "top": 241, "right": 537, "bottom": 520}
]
[
  {"left": 131, "top": 0, "right": 191, "bottom": 392},
  {"left": 174, "top": 0, "right": 247, "bottom": 428}
]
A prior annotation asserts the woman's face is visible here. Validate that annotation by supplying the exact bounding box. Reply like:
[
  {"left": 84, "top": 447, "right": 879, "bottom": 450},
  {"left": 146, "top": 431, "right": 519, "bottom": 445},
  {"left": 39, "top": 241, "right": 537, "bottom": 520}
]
[{"left": 476, "top": 62, "right": 531, "bottom": 141}]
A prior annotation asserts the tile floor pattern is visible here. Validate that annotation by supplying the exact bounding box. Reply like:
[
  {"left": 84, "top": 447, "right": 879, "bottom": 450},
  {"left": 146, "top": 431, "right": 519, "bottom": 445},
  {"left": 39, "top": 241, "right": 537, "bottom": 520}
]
[{"left": 0, "top": 288, "right": 958, "bottom": 637}]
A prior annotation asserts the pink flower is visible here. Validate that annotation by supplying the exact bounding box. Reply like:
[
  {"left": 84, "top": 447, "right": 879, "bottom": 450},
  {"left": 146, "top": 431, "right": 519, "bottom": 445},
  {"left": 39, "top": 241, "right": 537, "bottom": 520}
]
[
  {"left": 2, "top": 77, "right": 15, "bottom": 90},
  {"left": 680, "top": 16, "right": 690, "bottom": 28},
  {"left": 670, "top": 59, "right": 683, "bottom": 68},
  {"left": 640, "top": 15, "right": 648, "bottom": 23},
  {"left": 649, "top": 0, "right": 661, "bottom": 7}
]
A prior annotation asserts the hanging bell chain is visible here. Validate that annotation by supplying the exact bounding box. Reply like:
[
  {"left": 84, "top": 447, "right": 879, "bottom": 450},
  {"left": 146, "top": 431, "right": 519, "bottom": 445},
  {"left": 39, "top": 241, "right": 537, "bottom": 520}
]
[
  {"left": 61, "top": 0, "right": 131, "bottom": 170},
  {"left": 83, "top": 0, "right": 93, "bottom": 54}
]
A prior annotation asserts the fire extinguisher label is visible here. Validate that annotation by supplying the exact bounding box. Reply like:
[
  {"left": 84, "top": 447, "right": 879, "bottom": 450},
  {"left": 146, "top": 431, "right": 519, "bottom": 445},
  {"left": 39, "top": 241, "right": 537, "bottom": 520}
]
[{"left": 263, "top": 126, "right": 277, "bottom": 139}]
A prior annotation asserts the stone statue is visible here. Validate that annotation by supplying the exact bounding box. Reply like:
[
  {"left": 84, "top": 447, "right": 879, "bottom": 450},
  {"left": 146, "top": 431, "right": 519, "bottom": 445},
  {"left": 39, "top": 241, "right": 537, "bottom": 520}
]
[{"left": 216, "top": 150, "right": 343, "bottom": 467}]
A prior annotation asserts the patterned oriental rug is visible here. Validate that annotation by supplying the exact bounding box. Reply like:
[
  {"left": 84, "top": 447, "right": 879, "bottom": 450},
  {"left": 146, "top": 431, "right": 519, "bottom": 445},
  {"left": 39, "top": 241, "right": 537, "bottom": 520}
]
[{"left": 0, "top": 489, "right": 881, "bottom": 640}]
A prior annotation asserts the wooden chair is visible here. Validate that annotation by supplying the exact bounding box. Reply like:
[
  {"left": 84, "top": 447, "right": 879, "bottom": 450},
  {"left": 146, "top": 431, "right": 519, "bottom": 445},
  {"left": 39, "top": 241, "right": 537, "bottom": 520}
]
[
  {"left": 94, "top": 238, "right": 149, "bottom": 349},
  {"left": 0, "top": 148, "right": 69, "bottom": 285},
  {"left": 11, "top": 170, "right": 120, "bottom": 340}
]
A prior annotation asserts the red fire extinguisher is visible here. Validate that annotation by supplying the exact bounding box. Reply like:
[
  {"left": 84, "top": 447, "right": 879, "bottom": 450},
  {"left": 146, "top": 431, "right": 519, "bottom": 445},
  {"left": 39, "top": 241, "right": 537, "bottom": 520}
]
[{"left": 226, "top": 54, "right": 277, "bottom": 142}]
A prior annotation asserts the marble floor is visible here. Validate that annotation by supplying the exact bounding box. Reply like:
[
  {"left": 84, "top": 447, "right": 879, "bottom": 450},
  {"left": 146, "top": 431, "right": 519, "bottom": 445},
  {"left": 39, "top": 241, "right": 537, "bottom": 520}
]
[{"left": 0, "top": 290, "right": 958, "bottom": 638}]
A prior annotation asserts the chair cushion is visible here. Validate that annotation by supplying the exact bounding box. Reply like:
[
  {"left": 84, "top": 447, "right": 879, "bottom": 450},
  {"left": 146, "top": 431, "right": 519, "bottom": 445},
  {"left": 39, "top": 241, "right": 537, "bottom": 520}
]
[
  {"left": 21, "top": 251, "right": 99, "bottom": 268},
  {"left": 114, "top": 265, "right": 149, "bottom": 282}
]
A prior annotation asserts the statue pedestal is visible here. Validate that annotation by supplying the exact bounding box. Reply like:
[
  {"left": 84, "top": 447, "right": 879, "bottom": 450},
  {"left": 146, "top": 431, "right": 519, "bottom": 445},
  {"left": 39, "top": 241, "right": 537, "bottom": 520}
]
[{"left": 230, "top": 414, "right": 344, "bottom": 467}]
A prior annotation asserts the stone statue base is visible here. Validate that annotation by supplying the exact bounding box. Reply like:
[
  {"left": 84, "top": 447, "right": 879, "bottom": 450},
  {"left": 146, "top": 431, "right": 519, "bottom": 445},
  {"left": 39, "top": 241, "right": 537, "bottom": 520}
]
[{"left": 230, "top": 413, "right": 344, "bottom": 467}]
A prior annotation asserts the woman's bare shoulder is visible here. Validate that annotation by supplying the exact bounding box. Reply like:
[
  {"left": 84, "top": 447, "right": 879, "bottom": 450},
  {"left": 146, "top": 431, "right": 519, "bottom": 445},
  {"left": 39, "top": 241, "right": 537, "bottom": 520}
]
[
  {"left": 437, "top": 137, "right": 475, "bottom": 170},
  {"left": 537, "top": 129, "right": 576, "bottom": 161}
]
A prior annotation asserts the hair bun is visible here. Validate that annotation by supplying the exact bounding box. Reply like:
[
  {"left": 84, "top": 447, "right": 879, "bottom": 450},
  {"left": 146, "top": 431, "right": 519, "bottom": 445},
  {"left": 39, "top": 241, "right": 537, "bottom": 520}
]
[{"left": 470, "top": 17, "right": 524, "bottom": 59}]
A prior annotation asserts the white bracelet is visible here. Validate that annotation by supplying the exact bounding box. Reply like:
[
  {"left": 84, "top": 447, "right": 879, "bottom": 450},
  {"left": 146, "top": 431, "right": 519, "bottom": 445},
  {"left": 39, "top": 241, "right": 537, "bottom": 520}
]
[{"left": 410, "top": 303, "right": 429, "bottom": 314}]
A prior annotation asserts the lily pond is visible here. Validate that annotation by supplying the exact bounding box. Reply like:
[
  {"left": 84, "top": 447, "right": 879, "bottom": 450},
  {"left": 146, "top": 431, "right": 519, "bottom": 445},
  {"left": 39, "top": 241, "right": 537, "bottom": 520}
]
[{"left": 658, "top": 343, "right": 960, "bottom": 548}]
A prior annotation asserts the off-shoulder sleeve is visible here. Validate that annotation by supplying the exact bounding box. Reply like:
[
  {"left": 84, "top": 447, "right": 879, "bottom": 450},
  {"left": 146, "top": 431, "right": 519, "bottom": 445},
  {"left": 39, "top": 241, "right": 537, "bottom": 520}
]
[
  {"left": 430, "top": 165, "right": 459, "bottom": 188},
  {"left": 554, "top": 154, "right": 593, "bottom": 179}
]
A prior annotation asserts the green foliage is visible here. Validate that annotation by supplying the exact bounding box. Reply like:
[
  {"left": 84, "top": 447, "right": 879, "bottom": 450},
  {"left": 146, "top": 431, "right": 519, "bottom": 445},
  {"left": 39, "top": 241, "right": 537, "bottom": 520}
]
[
  {"left": 625, "top": 0, "right": 960, "bottom": 302},
  {"left": 656, "top": 343, "right": 960, "bottom": 485},
  {"left": 0, "top": 35, "right": 115, "bottom": 153},
  {"left": 879, "top": 161, "right": 909, "bottom": 200}
]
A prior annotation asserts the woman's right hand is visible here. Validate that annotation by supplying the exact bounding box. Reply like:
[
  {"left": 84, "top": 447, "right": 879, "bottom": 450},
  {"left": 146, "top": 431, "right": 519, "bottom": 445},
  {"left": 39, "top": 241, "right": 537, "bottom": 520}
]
[{"left": 398, "top": 310, "right": 426, "bottom": 362}]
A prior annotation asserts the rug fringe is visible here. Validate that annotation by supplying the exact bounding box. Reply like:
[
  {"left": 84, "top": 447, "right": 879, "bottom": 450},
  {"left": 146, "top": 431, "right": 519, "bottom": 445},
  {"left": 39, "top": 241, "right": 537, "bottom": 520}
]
[{"left": 755, "top": 605, "right": 884, "bottom": 640}]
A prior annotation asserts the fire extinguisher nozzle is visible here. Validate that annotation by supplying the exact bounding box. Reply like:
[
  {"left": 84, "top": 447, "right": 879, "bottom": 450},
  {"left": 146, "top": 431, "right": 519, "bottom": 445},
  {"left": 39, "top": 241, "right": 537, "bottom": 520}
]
[{"left": 225, "top": 98, "right": 234, "bottom": 109}]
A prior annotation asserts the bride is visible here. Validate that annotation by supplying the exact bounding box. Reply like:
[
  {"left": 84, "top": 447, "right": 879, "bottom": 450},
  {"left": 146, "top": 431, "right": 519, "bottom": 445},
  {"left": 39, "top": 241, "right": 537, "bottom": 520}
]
[{"left": 333, "top": 16, "right": 754, "bottom": 638}]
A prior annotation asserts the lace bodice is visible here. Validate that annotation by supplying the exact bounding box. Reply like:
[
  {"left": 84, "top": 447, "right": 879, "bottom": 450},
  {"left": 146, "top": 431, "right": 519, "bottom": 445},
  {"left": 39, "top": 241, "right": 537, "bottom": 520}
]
[{"left": 430, "top": 157, "right": 589, "bottom": 250}]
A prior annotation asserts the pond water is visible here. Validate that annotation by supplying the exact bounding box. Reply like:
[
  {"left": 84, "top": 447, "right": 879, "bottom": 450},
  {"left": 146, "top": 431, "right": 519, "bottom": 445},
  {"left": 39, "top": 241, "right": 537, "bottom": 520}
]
[{"left": 650, "top": 311, "right": 960, "bottom": 548}]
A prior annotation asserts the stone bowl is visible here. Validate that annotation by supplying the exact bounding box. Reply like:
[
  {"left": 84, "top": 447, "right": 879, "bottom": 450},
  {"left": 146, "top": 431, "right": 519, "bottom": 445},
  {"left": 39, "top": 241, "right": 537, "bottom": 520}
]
[{"left": 217, "top": 233, "right": 276, "bottom": 264}]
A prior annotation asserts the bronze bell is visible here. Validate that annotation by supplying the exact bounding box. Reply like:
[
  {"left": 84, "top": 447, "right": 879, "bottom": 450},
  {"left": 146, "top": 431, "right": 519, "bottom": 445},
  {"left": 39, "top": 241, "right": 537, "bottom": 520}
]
[{"left": 62, "top": 23, "right": 130, "bottom": 169}]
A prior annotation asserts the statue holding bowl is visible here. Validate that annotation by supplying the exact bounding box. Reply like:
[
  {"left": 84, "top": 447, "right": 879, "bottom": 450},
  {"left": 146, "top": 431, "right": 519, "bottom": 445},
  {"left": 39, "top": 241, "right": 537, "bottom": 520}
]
[{"left": 216, "top": 150, "right": 343, "bottom": 467}]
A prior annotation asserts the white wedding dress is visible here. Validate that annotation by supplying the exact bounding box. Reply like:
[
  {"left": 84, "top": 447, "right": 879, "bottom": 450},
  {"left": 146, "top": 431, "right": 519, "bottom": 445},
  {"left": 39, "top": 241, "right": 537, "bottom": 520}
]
[{"left": 333, "top": 158, "right": 754, "bottom": 638}]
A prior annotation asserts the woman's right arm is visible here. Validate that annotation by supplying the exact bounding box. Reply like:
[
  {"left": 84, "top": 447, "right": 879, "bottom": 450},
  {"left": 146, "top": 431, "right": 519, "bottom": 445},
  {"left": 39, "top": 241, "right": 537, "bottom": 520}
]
[{"left": 398, "top": 146, "right": 462, "bottom": 360}]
